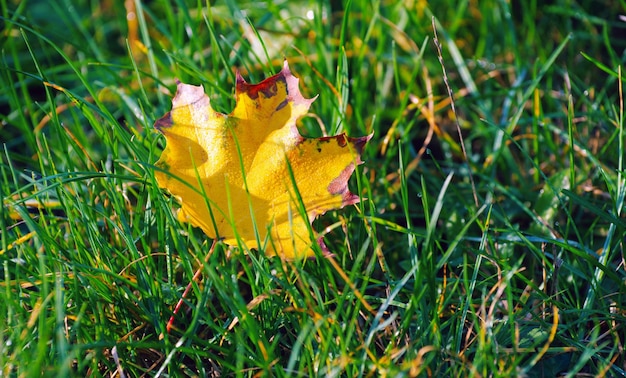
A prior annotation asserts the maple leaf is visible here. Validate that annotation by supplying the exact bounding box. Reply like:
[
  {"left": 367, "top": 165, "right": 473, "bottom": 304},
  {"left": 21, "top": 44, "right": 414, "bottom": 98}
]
[{"left": 154, "top": 61, "right": 370, "bottom": 259}]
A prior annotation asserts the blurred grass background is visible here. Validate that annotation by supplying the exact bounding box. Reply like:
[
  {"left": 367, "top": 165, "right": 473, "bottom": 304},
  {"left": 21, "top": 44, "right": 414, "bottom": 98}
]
[{"left": 1, "top": 0, "right": 625, "bottom": 376}]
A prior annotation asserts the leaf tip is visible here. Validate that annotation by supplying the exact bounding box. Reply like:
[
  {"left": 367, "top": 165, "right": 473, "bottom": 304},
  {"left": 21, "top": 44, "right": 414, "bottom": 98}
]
[
  {"left": 172, "top": 82, "right": 207, "bottom": 108},
  {"left": 235, "top": 70, "right": 246, "bottom": 87},
  {"left": 154, "top": 112, "right": 172, "bottom": 131},
  {"left": 281, "top": 61, "right": 315, "bottom": 109},
  {"left": 351, "top": 133, "right": 373, "bottom": 160}
]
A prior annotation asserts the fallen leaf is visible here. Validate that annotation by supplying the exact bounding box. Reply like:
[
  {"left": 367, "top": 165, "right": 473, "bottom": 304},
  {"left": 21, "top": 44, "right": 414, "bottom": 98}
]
[{"left": 154, "top": 61, "right": 370, "bottom": 259}]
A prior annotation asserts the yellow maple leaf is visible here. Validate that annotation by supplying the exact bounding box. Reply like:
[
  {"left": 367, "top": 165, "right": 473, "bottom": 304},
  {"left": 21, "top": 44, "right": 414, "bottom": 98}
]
[{"left": 154, "top": 62, "right": 370, "bottom": 259}]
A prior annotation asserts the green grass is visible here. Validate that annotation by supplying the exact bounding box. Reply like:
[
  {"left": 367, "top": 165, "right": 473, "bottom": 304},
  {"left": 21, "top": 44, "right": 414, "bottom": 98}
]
[{"left": 1, "top": 0, "right": 625, "bottom": 376}]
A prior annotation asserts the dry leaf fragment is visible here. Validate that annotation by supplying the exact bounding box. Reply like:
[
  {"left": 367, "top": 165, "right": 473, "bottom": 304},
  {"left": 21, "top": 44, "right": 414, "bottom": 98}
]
[{"left": 154, "top": 61, "right": 370, "bottom": 259}]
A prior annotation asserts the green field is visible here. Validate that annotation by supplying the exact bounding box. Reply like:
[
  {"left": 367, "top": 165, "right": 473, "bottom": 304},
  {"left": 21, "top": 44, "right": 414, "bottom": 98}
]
[{"left": 1, "top": 0, "right": 625, "bottom": 376}]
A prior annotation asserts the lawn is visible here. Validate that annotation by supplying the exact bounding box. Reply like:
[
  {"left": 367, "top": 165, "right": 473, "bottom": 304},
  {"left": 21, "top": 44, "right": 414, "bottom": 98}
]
[{"left": 1, "top": 0, "right": 625, "bottom": 376}]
